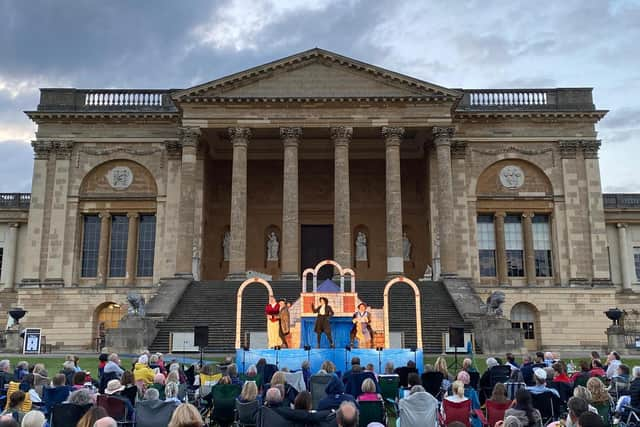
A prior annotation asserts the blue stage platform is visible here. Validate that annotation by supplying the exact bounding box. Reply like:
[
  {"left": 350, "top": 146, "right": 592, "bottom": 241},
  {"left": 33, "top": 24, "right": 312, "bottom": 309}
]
[{"left": 235, "top": 348, "right": 424, "bottom": 375}]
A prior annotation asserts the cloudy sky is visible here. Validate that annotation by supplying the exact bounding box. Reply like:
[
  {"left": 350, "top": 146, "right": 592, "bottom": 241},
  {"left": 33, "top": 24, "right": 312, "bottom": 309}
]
[{"left": 1, "top": 0, "right": 638, "bottom": 192}]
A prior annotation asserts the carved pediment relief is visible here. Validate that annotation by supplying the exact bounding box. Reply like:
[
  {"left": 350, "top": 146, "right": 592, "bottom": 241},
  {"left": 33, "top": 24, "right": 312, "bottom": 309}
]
[
  {"left": 476, "top": 159, "right": 552, "bottom": 197},
  {"left": 80, "top": 160, "right": 157, "bottom": 198}
]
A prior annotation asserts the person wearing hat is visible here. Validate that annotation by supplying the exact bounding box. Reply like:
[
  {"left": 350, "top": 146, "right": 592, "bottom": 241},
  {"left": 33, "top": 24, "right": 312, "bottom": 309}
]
[
  {"left": 278, "top": 298, "right": 291, "bottom": 348},
  {"left": 526, "top": 367, "right": 560, "bottom": 398},
  {"left": 103, "top": 379, "right": 135, "bottom": 420},
  {"left": 350, "top": 303, "right": 374, "bottom": 348},
  {"left": 312, "top": 297, "right": 335, "bottom": 348}
]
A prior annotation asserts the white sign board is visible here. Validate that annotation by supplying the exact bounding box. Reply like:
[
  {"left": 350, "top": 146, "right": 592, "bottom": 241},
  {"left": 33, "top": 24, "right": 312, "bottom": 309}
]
[
  {"left": 23, "top": 328, "right": 41, "bottom": 355},
  {"left": 171, "top": 332, "right": 199, "bottom": 352}
]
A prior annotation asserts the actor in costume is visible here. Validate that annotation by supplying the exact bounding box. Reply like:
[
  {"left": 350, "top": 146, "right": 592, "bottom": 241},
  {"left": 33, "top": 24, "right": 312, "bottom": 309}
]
[
  {"left": 350, "top": 303, "right": 374, "bottom": 348},
  {"left": 311, "top": 297, "right": 334, "bottom": 348},
  {"left": 265, "top": 295, "right": 281, "bottom": 348},
  {"left": 278, "top": 298, "right": 290, "bottom": 348}
]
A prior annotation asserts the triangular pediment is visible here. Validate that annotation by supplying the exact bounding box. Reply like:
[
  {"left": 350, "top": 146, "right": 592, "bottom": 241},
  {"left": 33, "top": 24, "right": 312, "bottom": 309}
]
[{"left": 173, "top": 48, "right": 461, "bottom": 100}]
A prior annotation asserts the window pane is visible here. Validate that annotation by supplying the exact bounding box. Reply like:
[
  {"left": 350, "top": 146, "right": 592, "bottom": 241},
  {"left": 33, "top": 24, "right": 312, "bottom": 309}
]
[
  {"left": 477, "top": 215, "right": 496, "bottom": 277},
  {"left": 506, "top": 250, "right": 524, "bottom": 276},
  {"left": 109, "top": 215, "right": 128, "bottom": 277},
  {"left": 137, "top": 215, "right": 156, "bottom": 277},
  {"left": 535, "top": 250, "right": 553, "bottom": 277},
  {"left": 479, "top": 250, "right": 497, "bottom": 277},
  {"left": 533, "top": 215, "right": 553, "bottom": 277},
  {"left": 81, "top": 215, "right": 101, "bottom": 277},
  {"left": 0, "top": 247, "right": 3, "bottom": 279},
  {"left": 505, "top": 215, "right": 524, "bottom": 277}
]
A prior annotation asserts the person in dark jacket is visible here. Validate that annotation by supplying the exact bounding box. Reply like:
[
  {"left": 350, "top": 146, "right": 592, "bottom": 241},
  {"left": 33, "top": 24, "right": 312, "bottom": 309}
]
[
  {"left": 630, "top": 366, "right": 640, "bottom": 409},
  {"left": 318, "top": 376, "right": 358, "bottom": 411},
  {"left": 520, "top": 355, "right": 535, "bottom": 386},
  {"left": 312, "top": 297, "right": 334, "bottom": 348}
]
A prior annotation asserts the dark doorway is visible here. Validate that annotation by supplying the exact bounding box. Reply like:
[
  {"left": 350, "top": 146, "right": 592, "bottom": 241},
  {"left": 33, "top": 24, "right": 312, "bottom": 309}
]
[{"left": 301, "top": 225, "right": 334, "bottom": 280}]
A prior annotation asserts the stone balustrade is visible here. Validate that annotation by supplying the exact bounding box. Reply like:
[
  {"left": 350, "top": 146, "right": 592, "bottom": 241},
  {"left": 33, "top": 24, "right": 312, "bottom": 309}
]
[
  {"left": 0, "top": 193, "right": 30, "bottom": 209},
  {"left": 84, "top": 91, "right": 165, "bottom": 107},
  {"left": 33, "top": 89, "right": 177, "bottom": 112},
  {"left": 603, "top": 193, "right": 640, "bottom": 209},
  {"left": 458, "top": 88, "right": 596, "bottom": 111}
]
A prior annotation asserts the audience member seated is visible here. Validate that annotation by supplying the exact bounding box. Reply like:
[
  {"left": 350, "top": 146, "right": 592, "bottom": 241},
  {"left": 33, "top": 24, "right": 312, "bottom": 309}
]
[
  {"left": 342, "top": 357, "right": 362, "bottom": 385},
  {"left": 533, "top": 352, "right": 546, "bottom": 368},
  {"left": 31, "top": 365, "right": 49, "bottom": 400},
  {"left": 457, "top": 370, "right": 481, "bottom": 426},
  {"left": 336, "top": 401, "right": 359, "bottom": 427},
  {"left": 60, "top": 361, "right": 76, "bottom": 386},
  {"left": 76, "top": 407, "right": 109, "bottom": 427},
  {"left": 0, "top": 360, "right": 12, "bottom": 391},
  {"left": 167, "top": 403, "right": 204, "bottom": 427},
  {"left": 587, "top": 377, "right": 611, "bottom": 424},
  {"left": 1, "top": 391, "right": 26, "bottom": 423},
  {"left": 544, "top": 352, "right": 556, "bottom": 367},
  {"left": 12, "top": 362, "right": 28, "bottom": 383},
  {"left": 103, "top": 379, "right": 135, "bottom": 421},
  {"left": 356, "top": 378, "right": 382, "bottom": 402},
  {"left": 42, "top": 373, "right": 72, "bottom": 414},
  {"left": 318, "top": 376, "right": 357, "bottom": 411},
  {"left": 590, "top": 360, "right": 606, "bottom": 378},
  {"left": 504, "top": 389, "right": 542, "bottom": 427},
  {"left": 149, "top": 373, "right": 166, "bottom": 400},
  {"left": 119, "top": 371, "right": 138, "bottom": 407},
  {"left": 263, "top": 371, "right": 298, "bottom": 406},
  {"left": 135, "top": 387, "right": 178, "bottom": 427},
  {"left": 67, "top": 388, "right": 94, "bottom": 406},
  {"left": 578, "top": 411, "right": 605, "bottom": 427},
  {"left": 19, "top": 374, "right": 41, "bottom": 407},
  {"left": 421, "top": 368, "right": 443, "bottom": 400},
  {"left": 505, "top": 369, "right": 527, "bottom": 401},
  {"left": 571, "top": 361, "right": 592, "bottom": 386},
  {"left": 520, "top": 355, "right": 535, "bottom": 386},
  {"left": 552, "top": 362, "right": 572, "bottom": 384},
  {"left": 383, "top": 361, "right": 395, "bottom": 375},
  {"left": 399, "top": 385, "right": 438, "bottom": 427},
  {"left": 94, "top": 416, "right": 118, "bottom": 427},
  {"left": 572, "top": 386, "right": 598, "bottom": 415},
  {"left": 165, "top": 382, "right": 182, "bottom": 404},
  {"left": 526, "top": 368, "right": 560, "bottom": 398},
  {"left": 226, "top": 364, "right": 243, "bottom": 386},
  {"left": 134, "top": 355, "right": 155, "bottom": 386},
  {"left": 104, "top": 354, "right": 124, "bottom": 380},
  {"left": 435, "top": 356, "right": 453, "bottom": 391},
  {"left": 557, "top": 396, "right": 590, "bottom": 427},
  {"left": 480, "top": 357, "right": 511, "bottom": 405},
  {"left": 506, "top": 353, "right": 520, "bottom": 370},
  {"left": 629, "top": 365, "right": 640, "bottom": 409},
  {"left": 606, "top": 352, "right": 622, "bottom": 379},
  {"left": 20, "top": 410, "right": 46, "bottom": 427},
  {"left": 300, "top": 360, "right": 312, "bottom": 390},
  {"left": 394, "top": 360, "right": 419, "bottom": 388},
  {"left": 609, "top": 363, "right": 630, "bottom": 397}
]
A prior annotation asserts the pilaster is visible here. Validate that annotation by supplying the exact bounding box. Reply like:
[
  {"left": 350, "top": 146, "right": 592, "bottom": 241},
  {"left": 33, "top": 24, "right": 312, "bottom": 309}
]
[
  {"left": 2, "top": 223, "right": 20, "bottom": 289},
  {"left": 382, "top": 126, "right": 404, "bottom": 276}
]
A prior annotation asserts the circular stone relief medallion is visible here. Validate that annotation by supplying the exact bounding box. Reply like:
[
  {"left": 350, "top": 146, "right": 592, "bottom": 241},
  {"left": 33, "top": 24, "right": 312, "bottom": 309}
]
[
  {"left": 499, "top": 165, "right": 524, "bottom": 189},
  {"left": 106, "top": 166, "right": 134, "bottom": 190}
]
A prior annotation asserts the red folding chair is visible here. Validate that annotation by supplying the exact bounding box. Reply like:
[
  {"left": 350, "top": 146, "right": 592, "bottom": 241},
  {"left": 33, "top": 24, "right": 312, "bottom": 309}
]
[
  {"left": 97, "top": 395, "right": 131, "bottom": 426},
  {"left": 486, "top": 400, "right": 513, "bottom": 427},
  {"left": 441, "top": 399, "right": 472, "bottom": 427}
]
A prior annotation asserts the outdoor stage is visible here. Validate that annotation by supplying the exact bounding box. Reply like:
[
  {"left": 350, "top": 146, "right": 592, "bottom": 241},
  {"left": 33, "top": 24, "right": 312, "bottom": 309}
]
[{"left": 235, "top": 348, "right": 424, "bottom": 374}]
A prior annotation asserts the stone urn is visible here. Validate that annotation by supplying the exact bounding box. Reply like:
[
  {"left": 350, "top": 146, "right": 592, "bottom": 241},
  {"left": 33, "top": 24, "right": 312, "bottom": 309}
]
[
  {"left": 8, "top": 307, "right": 27, "bottom": 326},
  {"left": 605, "top": 308, "right": 624, "bottom": 326}
]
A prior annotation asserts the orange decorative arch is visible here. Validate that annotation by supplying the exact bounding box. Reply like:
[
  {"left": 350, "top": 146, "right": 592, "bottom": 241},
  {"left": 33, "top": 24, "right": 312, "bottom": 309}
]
[
  {"left": 235, "top": 277, "right": 274, "bottom": 348},
  {"left": 301, "top": 259, "right": 355, "bottom": 293},
  {"left": 383, "top": 277, "right": 422, "bottom": 349}
]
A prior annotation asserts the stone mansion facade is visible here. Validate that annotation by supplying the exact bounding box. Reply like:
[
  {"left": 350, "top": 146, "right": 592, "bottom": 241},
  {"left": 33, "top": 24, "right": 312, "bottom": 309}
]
[{"left": 0, "top": 48, "right": 638, "bottom": 351}]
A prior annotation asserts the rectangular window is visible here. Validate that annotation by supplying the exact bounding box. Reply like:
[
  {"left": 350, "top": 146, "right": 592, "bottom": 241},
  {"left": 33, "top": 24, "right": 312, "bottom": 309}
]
[
  {"left": 137, "top": 215, "right": 156, "bottom": 277},
  {"left": 533, "top": 215, "right": 553, "bottom": 277},
  {"left": 477, "top": 214, "right": 496, "bottom": 277},
  {"left": 634, "top": 247, "right": 640, "bottom": 281},
  {"left": 505, "top": 214, "right": 524, "bottom": 277},
  {"left": 81, "top": 215, "right": 101, "bottom": 277},
  {"left": 512, "top": 322, "right": 535, "bottom": 339},
  {"left": 109, "top": 215, "right": 128, "bottom": 277}
]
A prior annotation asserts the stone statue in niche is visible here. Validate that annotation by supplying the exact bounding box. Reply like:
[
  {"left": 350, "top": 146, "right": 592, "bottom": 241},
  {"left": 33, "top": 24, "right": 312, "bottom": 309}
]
[
  {"left": 403, "top": 232, "right": 412, "bottom": 261},
  {"left": 106, "top": 166, "right": 133, "bottom": 190},
  {"left": 499, "top": 165, "right": 525, "bottom": 189},
  {"left": 355, "top": 231, "right": 368, "bottom": 262},
  {"left": 267, "top": 232, "right": 279, "bottom": 262},
  {"left": 222, "top": 231, "right": 230, "bottom": 262},
  {"left": 423, "top": 264, "right": 433, "bottom": 280}
]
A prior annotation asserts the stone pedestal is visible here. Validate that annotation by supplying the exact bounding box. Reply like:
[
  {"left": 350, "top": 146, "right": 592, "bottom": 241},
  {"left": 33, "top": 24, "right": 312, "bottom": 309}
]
[
  {"left": 105, "top": 316, "right": 158, "bottom": 354},
  {"left": 606, "top": 325, "right": 628, "bottom": 353},
  {"left": 266, "top": 261, "right": 279, "bottom": 279},
  {"left": 472, "top": 317, "right": 527, "bottom": 355},
  {"left": 1, "top": 329, "right": 23, "bottom": 352},
  {"left": 355, "top": 260, "right": 368, "bottom": 272}
]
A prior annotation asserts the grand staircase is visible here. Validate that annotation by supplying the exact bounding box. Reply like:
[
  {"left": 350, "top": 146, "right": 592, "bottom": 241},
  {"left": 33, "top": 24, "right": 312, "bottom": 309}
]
[{"left": 149, "top": 279, "right": 471, "bottom": 354}]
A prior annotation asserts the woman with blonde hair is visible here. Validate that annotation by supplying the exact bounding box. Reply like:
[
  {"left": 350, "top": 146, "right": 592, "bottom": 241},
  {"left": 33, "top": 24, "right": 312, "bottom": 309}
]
[
  {"left": 19, "top": 410, "right": 46, "bottom": 427},
  {"left": 586, "top": 377, "right": 609, "bottom": 405},
  {"left": 445, "top": 380, "right": 468, "bottom": 403},
  {"left": 76, "top": 407, "right": 109, "bottom": 427},
  {"left": 435, "top": 355, "right": 452, "bottom": 391},
  {"left": 168, "top": 403, "right": 204, "bottom": 427},
  {"left": 264, "top": 371, "right": 298, "bottom": 406},
  {"left": 357, "top": 378, "right": 382, "bottom": 402}
]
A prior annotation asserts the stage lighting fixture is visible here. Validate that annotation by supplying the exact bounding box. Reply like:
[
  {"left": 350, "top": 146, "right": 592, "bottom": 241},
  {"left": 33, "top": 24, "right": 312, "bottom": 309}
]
[
  {"left": 376, "top": 347, "right": 383, "bottom": 352},
  {"left": 344, "top": 345, "right": 352, "bottom": 351},
  {"left": 242, "top": 346, "right": 250, "bottom": 351},
  {"left": 303, "top": 345, "right": 311, "bottom": 351}
]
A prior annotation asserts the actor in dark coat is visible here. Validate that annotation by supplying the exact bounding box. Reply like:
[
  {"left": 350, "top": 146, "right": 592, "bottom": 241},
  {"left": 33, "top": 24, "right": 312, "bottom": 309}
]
[
  {"left": 312, "top": 297, "right": 334, "bottom": 348},
  {"left": 278, "top": 299, "right": 290, "bottom": 348}
]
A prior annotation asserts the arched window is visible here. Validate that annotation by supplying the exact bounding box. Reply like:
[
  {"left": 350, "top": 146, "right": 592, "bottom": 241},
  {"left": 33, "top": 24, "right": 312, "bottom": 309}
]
[
  {"left": 96, "top": 303, "right": 122, "bottom": 330},
  {"left": 510, "top": 302, "right": 537, "bottom": 340}
]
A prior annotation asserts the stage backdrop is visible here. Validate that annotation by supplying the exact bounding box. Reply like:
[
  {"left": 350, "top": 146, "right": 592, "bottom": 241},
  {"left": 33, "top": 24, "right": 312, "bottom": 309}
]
[
  {"left": 300, "top": 316, "right": 353, "bottom": 348},
  {"left": 235, "top": 348, "right": 424, "bottom": 375}
]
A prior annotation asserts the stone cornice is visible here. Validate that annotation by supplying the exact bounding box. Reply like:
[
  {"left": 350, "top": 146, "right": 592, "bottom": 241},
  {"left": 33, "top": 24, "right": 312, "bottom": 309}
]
[
  {"left": 454, "top": 110, "right": 608, "bottom": 122},
  {"left": 179, "top": 96, "right": 452, "bottom": 104},
  {"left": 25, "top": 111, "right": 180, "bottom": 123}
]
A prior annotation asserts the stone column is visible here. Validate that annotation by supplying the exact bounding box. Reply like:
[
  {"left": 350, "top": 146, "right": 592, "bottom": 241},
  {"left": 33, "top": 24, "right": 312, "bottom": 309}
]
[
  {"left": 227, "top": 127, "right": 251, "bottom": 280},
  {"left": 523, "top": 212, "right": 536, "bottom": 285},
  {"left": 97, "top": 212, "right": 111, "bottom": 286},
  {"left": 280, "top": 128, "right": 302, "bottom": 279},
  {"left": 382, "top": 127, "right": 404, "bottom": 276},
  {"left": 332, "top": 126, "right": 353, "bottom": 269},
  {"left": 495, "top": 212, "right": 508, "bottom": 285},
  {"left": 176, "top": 127, "right": 201, "bottom": 276},
  {"left": 617, "top": 223, "right": 632, "bottom": 290},
  {"left": 434, "top": 127, "right": 456, "bottom": 276},
  {"left": 2, "top": 223, "right": 20, "bottom": 289},
  {"left": 125, "top": 213, "right": 139, "bottom": 286}
]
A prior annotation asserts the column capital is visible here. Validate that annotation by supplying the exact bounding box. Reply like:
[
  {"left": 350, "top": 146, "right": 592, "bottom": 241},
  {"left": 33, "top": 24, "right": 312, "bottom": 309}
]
[
  {"left": 127, "top": 212, "right": 139, "bottom": 219},
  {"left": 617, "top": 222, "right": 628, "bottom": 229},
  {"left": 228, "top": 127, "right": 252, "bottom": 145},
  {"left": 178, "top": 127, "right": 202, "bottom": 148},
  {"left": 522, "top": 212, "right": 535, "bottom": 219},
  {"left": 494, "top": 211, "right": 507, "bottom": 219},
  {"left": 581, "top": 140, "right": 601, "bottom": 159},
  {"left": 330, "top": 126, "right": 353, "bottom": 146},
  {"left": 53, "top": 141, "right": 74, "bottom": 159},
  {"left": 8, "top": 223, "right": 20, "bottom": 229},
  {"left": 559, "top": 140, "right": 579, "bottom": 159},
  {"left": 433, "top": 126, "right": 455, "bottom": 144},
  {"left": 99, "top": 212, "right": 111, "bottom": 220},
  {"left": 165, "top": 140, "right": 183, "bottom": 159},
  {"left": 31, "top": 140, "right": 54, "bottom": 160},
  {"left": 382, "top": 127, "right": 404, "bottom": 146},
  {"left": 450, "top": 141, "right": 467, "bottom": 159},
  {"left": 280, "top": 127, "right": 303, "bottom": 142}
]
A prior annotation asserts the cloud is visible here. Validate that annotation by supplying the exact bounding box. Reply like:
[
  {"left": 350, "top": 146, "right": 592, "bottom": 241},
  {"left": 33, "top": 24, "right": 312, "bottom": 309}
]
[{"left": 0, "top": 141, "right": 33, "bottom": 192}]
